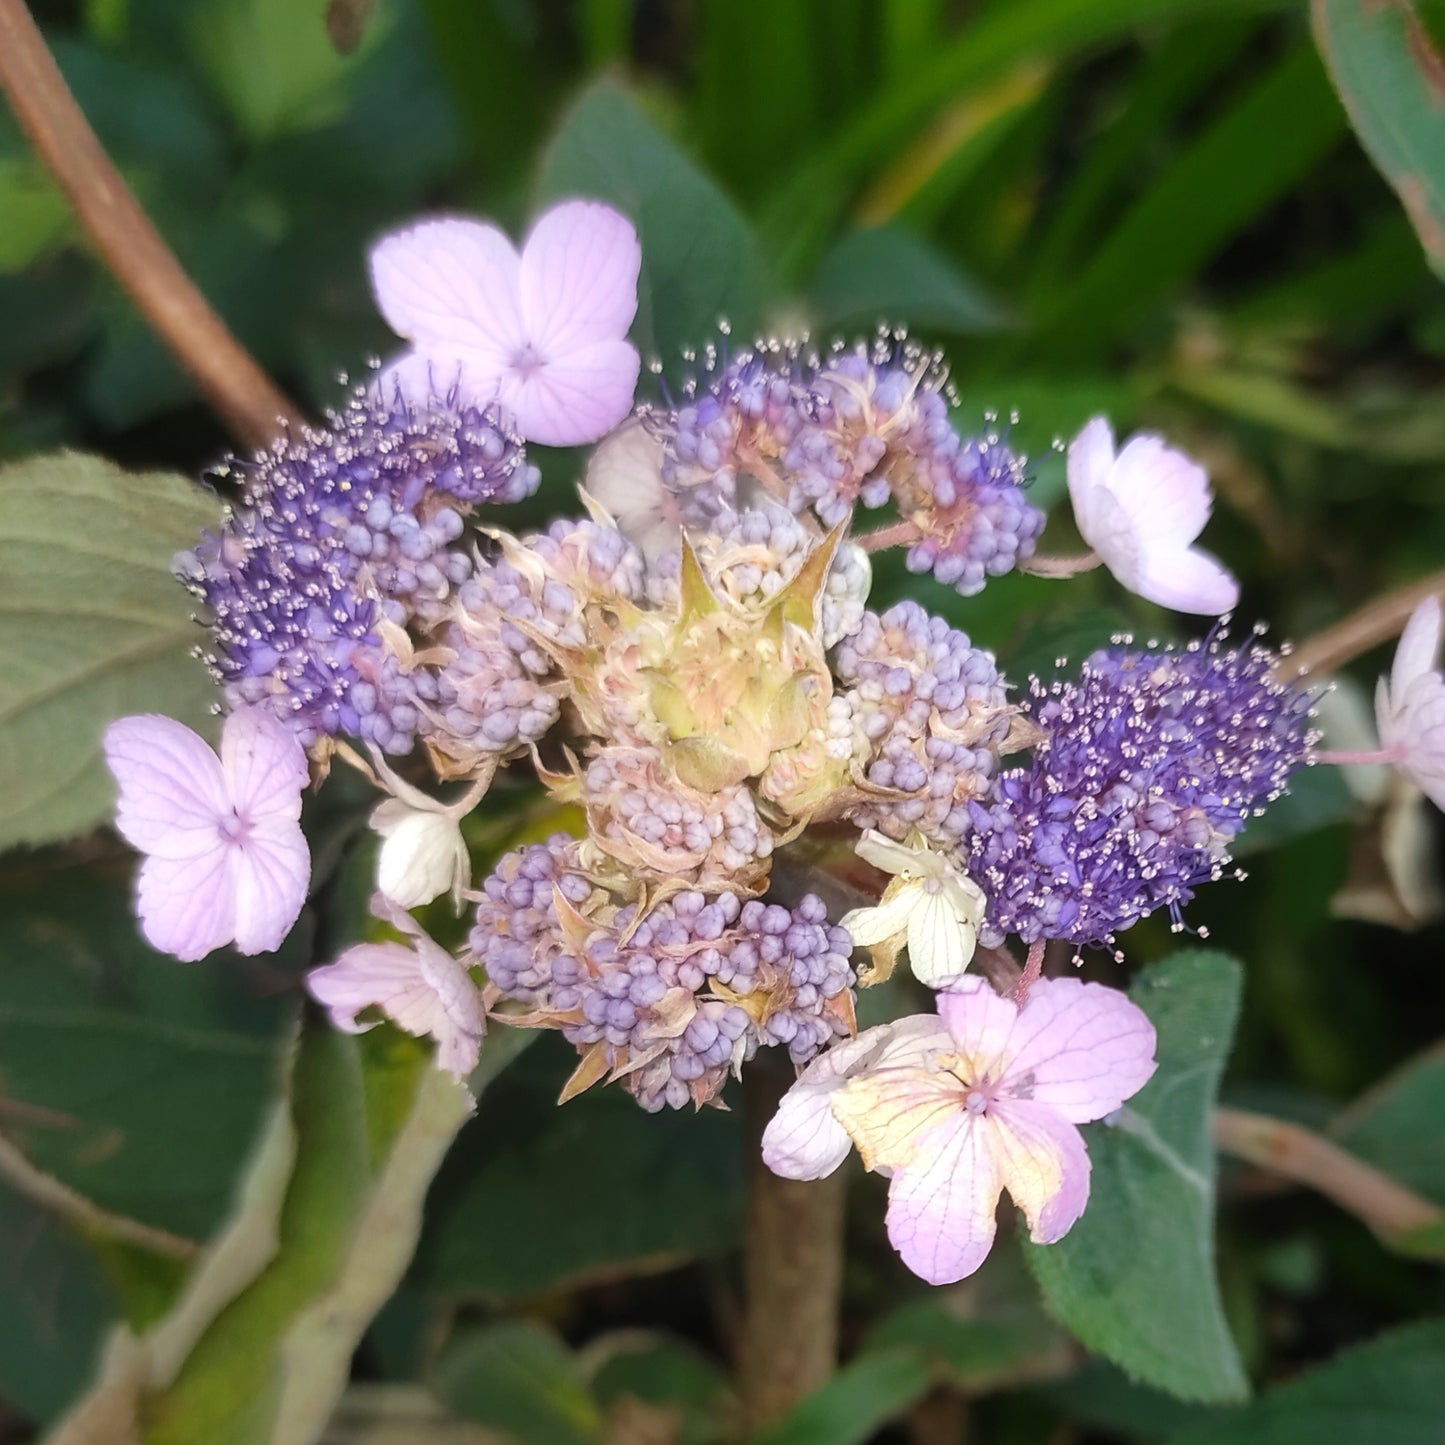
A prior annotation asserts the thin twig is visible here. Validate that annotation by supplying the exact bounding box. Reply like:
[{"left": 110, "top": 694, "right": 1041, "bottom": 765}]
[
  {"left": 1282, "top": 569, "right": 1445, "bottom": 681},
  {"left": 1213, "top": 1106, "right": 1442, "bottom": 1244},
  {"left": 0, "top": 1130, "right": 198, "bottom": 1260},
  {"left": 0, "top": 0, "right": 301, "bottom": 448}
]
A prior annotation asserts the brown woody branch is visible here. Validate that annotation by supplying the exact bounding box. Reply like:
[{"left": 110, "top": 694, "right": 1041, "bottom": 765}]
[{"left": 0, "top": 0, "right": 302, "bottom": 448}]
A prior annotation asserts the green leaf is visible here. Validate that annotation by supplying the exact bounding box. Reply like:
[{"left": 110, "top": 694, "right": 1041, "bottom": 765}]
[
  {"left": 1025, "top": 951, "right": 1249, "bottom": 1402},
  {"left": 1313, "top": 0, "right": 1445, "bottom": 280},
  {"left": 0, "top": 1180, "right": 119, "bottom": 1426},
  {"left": 1167, "top": 1316, "right": 1445, "bottom": 1445},
  {"left": 0, "top": 156, "right": 71, "bottom": 274},
  {"left": 437, "top": 1320, "right": 604, "bottom": 1445},
  {"left": 750, "top": 1349, "right": 932, "bottom": 1445},
  {"left": 589, "top": 1334, "right": 735, "bottom": 1445},
  {"left": 1027, "top": 46, "right": 1347, "bottom": 361},
  {"left": 759, "top": 0, "right": 1297, "bottom": 282},
  {"left": 411, "top": 1034, "right": 743, "bottom": 1297},
  {"left": 808, "top": 225, "right": 1009, "bottom": 335},
  {"left": 538, "top": 79, "right": 768, "bottom": 365},
  {"left": 864, "top": 1245, "right": 1069, "bottom": 1393},
  {"left": 1333, "top": 1040, "right": 1445, "bottom": 1203},
  {"left": 185, "top": 0, "right": 389, "bottom": 142},
  {"left": 0, "top": 867, "right": 290, "bottom": 1239},
  {"left": 49, "top": 1025, "right": 526, "bottom": 1445},
  {"left": 0, "top": 453, "right": 218, "bottom": 850}
]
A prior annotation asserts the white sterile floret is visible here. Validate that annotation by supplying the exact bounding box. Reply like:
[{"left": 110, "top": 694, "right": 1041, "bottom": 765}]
[
  {"left": 839, "top": 830, "right": 986, "bottom": 988},
  {"left": 1067, "top": 416, "right": 1239, "bottom": 616},
  {"left": 367, "top": 754, "right": 482, "bottom": 909},
  {"left": 1377, "top": 596, "right": 1445, "bottom": 812}
]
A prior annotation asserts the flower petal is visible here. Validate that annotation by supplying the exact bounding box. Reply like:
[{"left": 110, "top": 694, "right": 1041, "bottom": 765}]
[
  {"left": 1001, "top": 976, "right": 1157, "bottom": 1123},
  {"left": 1065, "top": 416, "right": 1115, "bottom": 537},
  {"left": 519, "top": 200, "right": 641, "bottom": 358},
  {"left": 906, "top": 889, "right": 975, "bottom": 988},
  {"left": 220, "top": 706, "right": 308, "bottom": 824},
  {"left": 369, "top": 217, "right": 524, "bottom": 364},
  {"left": 230, "top": 820, "right": 309, "bottom": 955},
  {"left": 1132, "top": 546, "right": 1239, "bottom": 616},
  {"left": 583, "top": 420, "right": 678, "bottom": 563},
  {"left": 308, "top": 936, "right": 484, "bottom": 1080},
  {"left": 104, "top": 714, "right": 227, "bottom": 858},
  {"left": 496, "top": 337, "right": 641, "bottom": 447},
  {"left": 1392, "top": 597, "right": 1443, "bottom": 705},
  {"left": 885, "top": 1111, "right": 1002, "bottom": 1284},
  {"left": 840, "top": 882, "right": 918, "bottom": 947},
  {"left": 987, "top": 1098, "right": 1091, "bottom": 1244},
  {"left": 761, "top": 1016, "right": 949, "bottom": 1180},
  {"left": 1105, "top": 434, "right": 1212, "bottom": 548},
  {"left": 830, "top": 1052, "right": 960, "bottom": 1176},
  {"left": 936, "top": 974, "right": 1020, "bottom": 1080},
  {"left": 135, "top": 847, "right": 237, "bottom": 962},
  {"left": 1079, "top": 486, "right": 1143, "bottom": 589}
]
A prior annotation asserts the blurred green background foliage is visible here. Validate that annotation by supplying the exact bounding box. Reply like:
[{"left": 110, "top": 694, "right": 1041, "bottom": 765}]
[{"left": 4, "top": 0, "right": 1445, "bottom": 1441}]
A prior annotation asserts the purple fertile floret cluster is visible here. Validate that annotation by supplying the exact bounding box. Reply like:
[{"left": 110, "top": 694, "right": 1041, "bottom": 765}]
[
  {"left": 472, "top": 838, "right": 855, "bottom": 1111},
  {"left": 834, "top": 601, "right": 1009, "bottom": 844},
  {"left": 966, "top": 634, "right": 1313, "bottom": 951},
  {"left": 180, "top": 388, "right": 536, "bottom": 752},
  {"left": 655, "top": 338, "right": 1045, "bottom": 596}
]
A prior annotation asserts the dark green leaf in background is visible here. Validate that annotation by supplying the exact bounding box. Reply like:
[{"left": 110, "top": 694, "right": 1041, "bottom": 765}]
[
  {"left": 437, "top": 1320, "right": 604, "bottom": 1445},
  {"left": 1167, "top": 1316, "right": 1445, "bottom": 1445},
  {"left": 1026, "top": 951, "right": 1249, "bottom": 1402},
  {"left": 411, "top": 1035, "right": 744, "bottom": 1298},
  {"left": 538, "top": 79, "right": 768, "bottom": 368}
]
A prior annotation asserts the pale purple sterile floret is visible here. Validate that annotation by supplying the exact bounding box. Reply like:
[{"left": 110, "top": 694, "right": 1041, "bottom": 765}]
[
  {"left": 179, "top": 388, "right": 536, "bottom": 754},
  {"left": 472, "top": 837, "right": 855, "bottom": 1111},
  {"left": 967, "top": 632, "right": 1313, "bottom": 951}
]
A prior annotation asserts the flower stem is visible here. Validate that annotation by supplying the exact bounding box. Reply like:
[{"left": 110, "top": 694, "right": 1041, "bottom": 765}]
[
  {"left": 0, "top": 0, "right": 301, "bottom": 449},
  {"left": 1313, "top": 747, "right": 1406, "bottom": 767},
  {"left": 1213, "top": 1107, "right": 1442, "bottom": 1244},
  {"left": 739, "top": 1058, "right": 845, "bottom": 1430},
  {"left": 1020, "top": 550, "right": 1102, "bottom": 579},
  {"left": 1283, "top": 570, "right": 1445, "bottom": 680},
  {"left": 1011, "top": 938, "right": 1046, "bottom": 1006},
  {"left": 856, "top": 519, "right": 923, "bottom": 553}
]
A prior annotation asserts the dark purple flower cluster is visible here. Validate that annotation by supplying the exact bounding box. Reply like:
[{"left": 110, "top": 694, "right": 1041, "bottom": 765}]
[
  {"left": 835, "top": 601, "right": 1009, "bottom": 845},
  {"left": 655, "top": 337, "right": 1045, "bottom": 596},
  {"left": 472, "top": 837, "right": 856, "bottom": 1111},
  {"left": 966, "top": 634, "right": 1313, "bottom": 952},
  {"left": 179, "top": 388, "right": 537, "bottom": 752}
]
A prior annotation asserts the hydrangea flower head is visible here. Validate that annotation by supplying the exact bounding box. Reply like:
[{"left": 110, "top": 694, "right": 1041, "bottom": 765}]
[
  {"left": 103, "top": 707, "right": 310, "bottom": 961},
  {"left": 1067, "top": 417, "right": 1239, "bottom": 615},
  {"left": 307, "top": 894, "right": 485, "bottom": 1080},
  {"left": 763, "top": 975, "right": 1157, "bottom": 1284},
  {"left": 371, "top": 199, "right": 642, "bottom": 447},
  {"left": 1376, "top": 596, "right": 1445, "bottom": 810}
]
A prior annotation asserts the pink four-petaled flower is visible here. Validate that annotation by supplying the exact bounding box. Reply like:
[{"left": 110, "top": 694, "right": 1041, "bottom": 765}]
[
  {"left": 763, "top": 974, "right": 1157, "bottom": 1284},
  {"left": 103, "top": 707, "right": 310, "bottom": 962},
  {"left": 370, "top": 199, "right": 642, "bottom": 448}
]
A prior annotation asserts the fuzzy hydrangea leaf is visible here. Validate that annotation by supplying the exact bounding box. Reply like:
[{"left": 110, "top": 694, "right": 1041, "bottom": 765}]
[
  {"left": 1167, "top": 1316, "right": 1445, "bottom": 1445},
  {"left": 1313, "top": 0, "right": 1445, "bottom": 281},
  {"left": 749, "top": 1349, "right": 931, "bottom": 1445},
  {"left": 1332, "top": 1040, "right": 1445, "bottom": 1205},
  {"left": 0, "top": 452, "right": 219, "bottom": 852},
  {"left": 410, "top": 1034, "right": 744, "bottom": 1297},
  {"left": 1024, "top": 951, "right": 1248, "bottom": 1403},
  {"left": 538, "top": 78, "right": 767, "bottom": 368}
]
